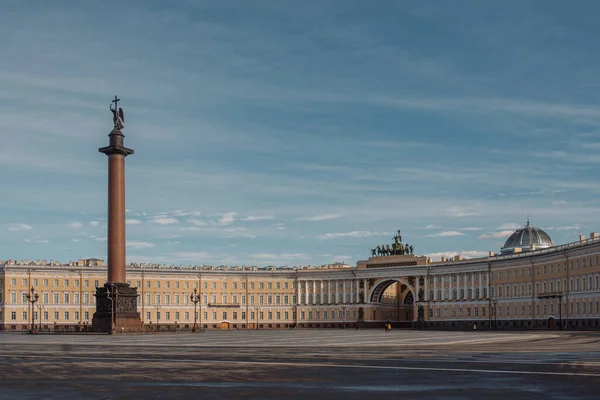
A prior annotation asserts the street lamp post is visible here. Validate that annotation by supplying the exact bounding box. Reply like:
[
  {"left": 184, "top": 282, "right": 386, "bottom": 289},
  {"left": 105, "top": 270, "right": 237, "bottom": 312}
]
[
  {"left": 25, "top": 286, "right": 39, "bottom": 333},
  {"left": 254, "top": 305, "right": 261, "bottom": 330},
  {"left": 37, "top": 304, "right": 43, "bottom": 331},
  {"left": 342, "top": 304, "right": 348, "bottom": 329},
  {"left": 155, "top": 305, "right": 160, "bottom": 331},
  {"left": 190, "top": 287, "right": 200, "bottom": 332},
  {"left": 492, "top": 299, "right": 498, "bottom": 329}
]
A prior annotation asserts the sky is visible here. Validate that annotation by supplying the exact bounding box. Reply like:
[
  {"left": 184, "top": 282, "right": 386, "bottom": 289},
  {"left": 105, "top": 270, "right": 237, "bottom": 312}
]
[{"left": 2, "top": 1, "right": 600, "bottom": 267}]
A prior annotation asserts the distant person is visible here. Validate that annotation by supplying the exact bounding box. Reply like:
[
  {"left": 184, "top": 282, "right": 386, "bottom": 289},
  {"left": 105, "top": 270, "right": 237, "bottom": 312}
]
[
  {"left": 473, "top": 322, "right": 477, "bottom": 332},
  {"left": 387, "top": 323, "right": 392, "bottom": 332}
]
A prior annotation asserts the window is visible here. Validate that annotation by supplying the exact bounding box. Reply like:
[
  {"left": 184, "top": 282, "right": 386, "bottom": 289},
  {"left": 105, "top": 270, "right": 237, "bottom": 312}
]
[
  {"left": 64, "top": 312, "right": 69, "bottom": 320},
  {"left": 11, "top": 311, "right": 16, "bottom": 320},
  {"left": 54, "top": 293, "right": 59, "bottom": 304},
  {"left": 242, "top": 312, "right": 246, "bottom": 320},
  {"left": 166, "top": 312, "right": 170, "bottom": 320},
  {"left": 54, "top": 312, "right": 59, "bottom": 320}
]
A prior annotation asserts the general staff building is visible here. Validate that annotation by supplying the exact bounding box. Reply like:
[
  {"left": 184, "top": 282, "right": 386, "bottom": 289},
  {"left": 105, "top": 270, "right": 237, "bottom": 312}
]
[{"left": 1, "top": 223, "right": 600, "bottom": 331}]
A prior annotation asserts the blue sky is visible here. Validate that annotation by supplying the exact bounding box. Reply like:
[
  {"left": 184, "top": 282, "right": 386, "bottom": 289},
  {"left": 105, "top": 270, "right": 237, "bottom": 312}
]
[{"left": 2, "top": 1, "right": 600, "bottom": 266}]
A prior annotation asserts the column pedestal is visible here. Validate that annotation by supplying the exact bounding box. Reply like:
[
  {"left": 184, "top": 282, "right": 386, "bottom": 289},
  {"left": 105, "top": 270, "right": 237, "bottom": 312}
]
[{"left": 92, "top": 283, "right": 141, "bottom": 333}]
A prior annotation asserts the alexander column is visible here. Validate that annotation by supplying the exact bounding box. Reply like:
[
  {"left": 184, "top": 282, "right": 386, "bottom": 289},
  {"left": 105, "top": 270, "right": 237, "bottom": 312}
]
[{"left": 92, "top": 96, "right": 141, "bottom": 333}]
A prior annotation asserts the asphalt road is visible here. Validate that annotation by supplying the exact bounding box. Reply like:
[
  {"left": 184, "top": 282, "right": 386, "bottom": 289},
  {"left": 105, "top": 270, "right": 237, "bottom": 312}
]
[{"left": 1, "top": 330, "right": 599, "bottom": 399}]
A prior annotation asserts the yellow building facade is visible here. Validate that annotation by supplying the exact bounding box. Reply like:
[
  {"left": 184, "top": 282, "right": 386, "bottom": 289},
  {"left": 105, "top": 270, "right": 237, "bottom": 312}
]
[{"left": 1, "top": 226, "right": 600, "bottom": 331}]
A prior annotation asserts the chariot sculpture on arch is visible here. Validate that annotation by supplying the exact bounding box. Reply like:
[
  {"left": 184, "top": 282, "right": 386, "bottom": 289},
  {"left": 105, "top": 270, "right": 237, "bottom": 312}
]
[{"left": 110, "top": 95, "right": 125, "bottom": 131}]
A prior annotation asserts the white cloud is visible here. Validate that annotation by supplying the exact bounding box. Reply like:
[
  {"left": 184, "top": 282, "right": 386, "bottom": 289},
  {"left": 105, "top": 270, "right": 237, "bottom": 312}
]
[
  {"left": 67, "top": 222, "right": 83, "bottom": 229},
  {"left": 296, "top": 214, "right": 341, "bottom": 222},
  {"left": 94, "top": 236, "right": 107, "bottom": 242},
  {"left": 127, "top": 241, "right": 154, "bottom": 249},
  {"left": 446, "top": 208, "right": 478, "bottom": 218},
  {"left": 425, "top": 230, "right": 465, "bottom": 237},
  {"left": 318, "top": 230, "right": 389, "bottom": 240},
  {"left": 547, "top": 225, "right": 581, "bottom": 231},
  {"left": 460, "top": 227, "right": 482, "bottom": 231},
  {"left": 215, "top": 212, "right": 237, "bottom": 226},
  {"left": 126, "top": 219, "right": 141, "bottom": 225},
  {"left": 241, "top": 215, "right": 274, "bottom": 221},
  {"left": 167, "top": 210, "right": 202, "bottom": 217},
  {"left": 478, "top": 230, "right": 514, "bottom": 239},
  {"left": 180, "top": 226, "right": 202, "bottom": 231},
  {"left": 188, "top": 219, "right": 208, "bottom": 226},
  {"left": 498, "top": 223, "right": 521, "bottom": 230},
  {"left": 426, "top": 250, "right": 489, "bottom": 261},
  {"left": 150, "top": 217, "right": 179, "bottom": 225},
  {"left": 89, "top": 221, "right": 100, "bottom": 227},
  {"left": 422, "top": 224, "right": 442, "bottom": 229},
  {"left": 8, "top": 223, "right": 33, "bottom": 231},
  {"left": 36, "top": 239, "right": 50, "bottom": 244}
]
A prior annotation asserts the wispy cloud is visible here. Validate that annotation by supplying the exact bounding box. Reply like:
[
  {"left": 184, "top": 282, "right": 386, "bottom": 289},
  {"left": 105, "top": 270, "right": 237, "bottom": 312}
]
[
  {"left": 478, "top": 230, "right": 514, "bottom": 239},
  {"left": 215, "top": 212, "right": 237, "bottom": 226},
  {"left": 89, "top": 221, "right": 101, "bottom": 227},
  {"left": 126, "top": 219, "right": 141, "bottom": 225},
  {"left": 425, "top": 230, "right": 465, "bottom": 237},
  {"left": 67, "top": 222, "right": 83, "bottom": 229},
  {"left": 7, "top": 223, "right": 33, "bottom": 232},
  {"left": 241, "top": 215, "right": 275, "bottom": 221},
  {"left": 318, "top": 231, "right": 389, "bottom": 240},
  {"left": 127, "top": 241, "right": 154, "bottom": 249},
  {"left": 296, "top": 214, "right": 341, "bottom": 222},
  {"left": 150, "top": 217, "right": 179, "bottom": 225}
]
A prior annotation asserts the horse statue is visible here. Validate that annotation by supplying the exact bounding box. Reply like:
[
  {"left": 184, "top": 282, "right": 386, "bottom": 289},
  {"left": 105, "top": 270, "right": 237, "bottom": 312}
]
[
  {"left": 405, "top": 243, "right": 410, "bottom": 255},
  {"left": 385, "top": 244, "right": 392, "bottom": 256},
  {"left": 409, "top": 245, "right": 414, "bottom": 255},
  {"left": 370, "top": 248, "right": 376, "bottom": 257},
  {"left": 376, "top": 245, "right": 382, "bottom": 256}
]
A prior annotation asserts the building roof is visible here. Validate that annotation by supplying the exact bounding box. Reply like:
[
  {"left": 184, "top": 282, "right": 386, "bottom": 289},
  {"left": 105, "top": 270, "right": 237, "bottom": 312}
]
[{"left": 501, "top": 220, "right": 553, "bottom": 254}]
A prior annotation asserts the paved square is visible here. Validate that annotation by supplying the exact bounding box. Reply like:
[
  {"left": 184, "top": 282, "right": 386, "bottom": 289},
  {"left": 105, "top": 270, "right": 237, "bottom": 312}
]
[{"left": 1, "top": 330, "right": 599, "bottom": 399}]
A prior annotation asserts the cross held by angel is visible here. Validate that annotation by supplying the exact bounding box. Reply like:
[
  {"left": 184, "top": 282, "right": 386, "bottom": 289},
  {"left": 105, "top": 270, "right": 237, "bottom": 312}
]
[{"left": 110, "top": 95, "right": 125, "bottom": 130}]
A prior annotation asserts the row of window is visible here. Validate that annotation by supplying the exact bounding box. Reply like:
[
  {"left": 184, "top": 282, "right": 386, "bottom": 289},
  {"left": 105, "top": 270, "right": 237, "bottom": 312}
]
[
  {"left": 429, "top": 288, "right": 488, "bottom": 300},
  {"left": 5, "top": 292, "right": 96, "bottom": 305},
  {"left": 429, "top": 300, "right": 600, "bottom": 319},
  {"left": 490, "top": 275, "right": 600, "bottom": 298},
  {"left": 491, "top": 257, "right": 600, "bottom": 281},
  {"left": 9, "top": 310, "right": 89, "bottom": 321},
  {"left": 141, "top": 280, "right": 295, "bottom": 290},
  {"left": 9, "top": 278, "right": 101, "bottom": 288},
  {"left": 429, "top": 272, "right": 488, "bottom": 285}
]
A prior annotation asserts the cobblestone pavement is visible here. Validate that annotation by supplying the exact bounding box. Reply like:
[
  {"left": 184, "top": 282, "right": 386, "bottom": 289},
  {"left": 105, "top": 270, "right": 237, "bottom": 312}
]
[{"left": 1, "top": 330, "right": 599, "bottom": 399}]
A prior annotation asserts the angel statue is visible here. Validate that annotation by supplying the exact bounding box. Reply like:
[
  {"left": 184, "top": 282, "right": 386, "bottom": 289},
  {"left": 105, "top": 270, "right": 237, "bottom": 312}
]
[{"left": 110, "top": 95, "right": 125, "bottom": 130}]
